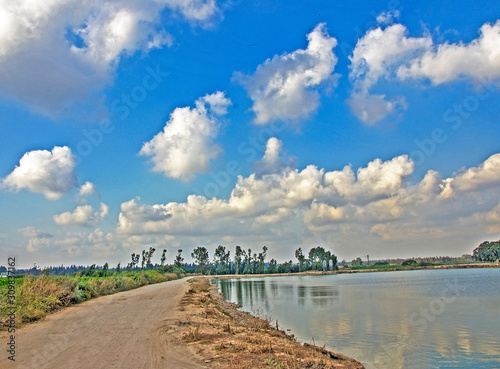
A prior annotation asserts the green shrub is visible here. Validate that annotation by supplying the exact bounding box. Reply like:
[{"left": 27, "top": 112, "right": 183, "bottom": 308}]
[{"left": 402, "top": 259, "right": 418, "bottom": 266}]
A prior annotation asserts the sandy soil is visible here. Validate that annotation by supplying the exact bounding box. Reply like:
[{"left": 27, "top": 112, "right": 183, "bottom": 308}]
[
  {"left": 0, "top": 278, "right": 206, "bottom": 369},
  {"left": 175, "top": 278, "right": 365, "bottom": 368}
]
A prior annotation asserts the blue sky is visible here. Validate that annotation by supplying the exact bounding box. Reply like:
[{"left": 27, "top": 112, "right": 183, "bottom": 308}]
[{"left": 0, "top": 0, "right": 499, "bottom": 268}]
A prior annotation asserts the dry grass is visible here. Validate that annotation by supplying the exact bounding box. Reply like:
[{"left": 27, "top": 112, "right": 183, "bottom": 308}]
[
  {"left": 177, "top": 278, "right": 365, "bottom": 369},
  {"left": 0, "top": 271, "right": 183, "bottom": 329}
]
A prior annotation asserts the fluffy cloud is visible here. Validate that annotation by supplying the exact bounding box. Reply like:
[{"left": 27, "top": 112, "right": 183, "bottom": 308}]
[
  {"left": 485, "top": 204, "right": 500, "bottom": 234},
  {"left": 349, "top": 24, "right": 430, "bottom": 91},
  {"left": 53, "top": 203, "right": 109, "bottom": 227},
  {"left": 348, "top": 23, "right": 431, "bottom": 124},
  {"left": 2, "top": 146, "right": 77, "bottom": 200},
  {"left": 323, "top": 155, "right": 415, "bottom": 203},
  {"left": 77, "top": 181, "right": 99, "bottom": 199},
  {"left": 376, "top": 10, "right": 400, "bottom": 25},
  {"left": 348, "top": 19, "right": 500, "bottom": 124},
  {"left": 347, "top": 92, "right": 407, "bottom": 125},
  {"left": 253, "top": 137, "right": 296, "bottom": 175},
  {"left": 88, "top": 228, "right": 117, "bottom": 257},
  {"left": 27, "top": 238, "right": 51, "bottom": 253},
  {"left": 165, "top": 0, "right": 218, "bottom": 22},
  {"left": 18, "top": 226, "right": 53, "bottom": 253},
  {"left": 19, "top": 226, "right": 53, "bottom": 239},
  {"left": 118, "top": 154, "right": 415, "bottom": 236},
  {"left": 303, "top": 202, "right": 345, "bottom": 226},
  {"left": 398, "top": 21, "right": 500, "bottom": 84},
  {"left": 16, "top": 150, "right": 500, "bottom": 261},
  {"left": 0, "top": 0, "right": 218, "bottom": 115},
  {"left": 237, "top": 23, "right": 338, "bottom": 124},
  {"left": 139, "top": 91, "right": 231, "bottom": 181},
  {"left": 22, "top": 227, "right": 117, "bottom": 260},
  {"left": 437, "top": 153, "right": 500, "bottom": 198},
  {"left": 369, "top": 223, "right": 447, "bottom": 241},
  {"left": 71, "top": 4, "right": 149, "bottom": 66},
  {"left": 118, "top": 150, "right": 500, "bottom": 258}
]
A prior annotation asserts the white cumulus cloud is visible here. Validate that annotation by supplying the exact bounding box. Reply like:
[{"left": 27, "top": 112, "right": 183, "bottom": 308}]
[
  {"left": 139, "top": 91, "right": 231, "bottom": 181},
  {"left": 348, "top": 23, "right": 431, "bottom": 124},
  {"left": 88, "top": 228, "right": 117, "bottom": 257},
  {"left": 53, "top": 203, "right": 109, "bottom": 226},
  {"left": 348, "top": 19, "right": 500, "bottom": 125},
  {"left": 77, "top": 181, "right": 99, "bottom": 199},
  {"left": 2, "top": 146, "right": 77, "bottom": 200},
  {"left": 0, "top": 0, "right": 219, "bottom": 115},
  {"left": 376, "top": 10, "right": 400, "bottom": 25},
  {"left": 18, "top": 226, "right": 53, "bottom": 253},
  {"left": 437, "top": 153, "right": 500, "bottom": 198},
  {"left": 237, "top": 23, "right": 338, "bottom": 124},
  {"left": 118, "top": 153, "right": 417, "bottom": 237},
  {"left": 253, "top": 137, "right": 296, "bottom": 175},
  {"left": 398, "top": 20, "right": 500, "bottom": 84},
  {"left": 116, "top": 149, "right": 500, "bottom": 259}
]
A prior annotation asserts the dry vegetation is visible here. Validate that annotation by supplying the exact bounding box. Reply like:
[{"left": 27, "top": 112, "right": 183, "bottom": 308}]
[
  {"left": 170, "top": 277, "right": 365, "bottom": 369},
  {"left": 0, "top": 271, "right": 181, "bottom": 328}
]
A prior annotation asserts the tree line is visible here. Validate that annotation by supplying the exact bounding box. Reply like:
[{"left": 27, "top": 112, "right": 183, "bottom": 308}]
[
  {"left": 8, "top": 239, "right": 495, "bottom": 277},
  {"left": 69, "top": 245, "right": 339, "bottom": 276},
  {"left": 190, "top": 245, "right": 338, "bottom": 275}
]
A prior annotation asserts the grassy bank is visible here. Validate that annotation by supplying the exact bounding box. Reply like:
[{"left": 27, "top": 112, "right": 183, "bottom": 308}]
[
  {"left": 176, "top": 278, "right": 364, "bottom": 368},
  {"left": 0, "top": 269, "right": 183, "bottom": 329},
  {"left": 338, "top": 261, "right": 499, "bottom": 272}
]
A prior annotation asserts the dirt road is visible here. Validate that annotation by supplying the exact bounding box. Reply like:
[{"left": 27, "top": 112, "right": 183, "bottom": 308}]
[{"left": 0, "top": 278, "right": 206, "bottom": 369}]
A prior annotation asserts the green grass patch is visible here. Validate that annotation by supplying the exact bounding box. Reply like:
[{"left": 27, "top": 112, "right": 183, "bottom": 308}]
[{"left": 0, "top": 270, "right": 183, "bottom": 329}]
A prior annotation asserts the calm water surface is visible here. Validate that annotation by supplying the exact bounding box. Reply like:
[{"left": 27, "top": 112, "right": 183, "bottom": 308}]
[{"left": 215, "top": 269, "right": 500, "bottom": 369}]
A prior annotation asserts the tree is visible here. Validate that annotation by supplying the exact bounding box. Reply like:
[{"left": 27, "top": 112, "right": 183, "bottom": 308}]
[
  {"left": 81, "top": 264, "right": 96, "bottom": 277},
  {"left": 127, "top": 253, "right": 139, "bottom": 269},
  {"left": 234, "top": 246, "right": 244, "bottom": 275},
  {"left": 351, "top": 257, "right": 363, "bottom": 266},
  {"left": 214, "top": 245, "right": 231, "bottom": 274},
  {"left": 141, "top": 250, "right": 147, "bottom": 269},
  {"left": 251, "top": 252, "right": 258, "bottom": 274},
  {"left": 295, "top": 248, "right": 306, "bottom": 272},
  {"left": 191, "top": 246, "right": 209, "bottom": 274},
  {"left": 402, "top": 259, "right": 417, "bottom": 266},
  {"left": 473, "top": 240, "right": 500, "bottom": 262},
  {"left": 115, "top": 262, "right": 121, "bottom": 274},
  {"left": 308, "top": 246, "right": 327, "bottom": 271},
  {"left": 329, "top": 252, "right": 338, "bottom": 271},
  {"left": 133, "top": 253, "right": 140, "bottom": 268},
  {"left": 101, "top": 262, "right": 109, "bottom": 277},
  {"left": 257, "top": 246, "right": 268, "bottom": 274},
  {"left": 146, "top": 247, "right": 156, "bottom": 269},
  {"left": 175, "top": 249, "right": 184, "bottom": 267},
  {"left": 160, "top": 249, "right": 167, "bottom": 266},
  {"left": 243, "top": 248, "right": 252, "bottom": 274},
  {"left": 278, "top": 260, "right": 293, "bottom": 273},
  {"left": 268, "top": 259, "right": 278, "bottom": 274}
]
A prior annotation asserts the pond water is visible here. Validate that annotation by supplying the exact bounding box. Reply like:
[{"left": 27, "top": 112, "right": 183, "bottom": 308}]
[{"left": 214, "top": 268, "right": 500, "bottom": 369}]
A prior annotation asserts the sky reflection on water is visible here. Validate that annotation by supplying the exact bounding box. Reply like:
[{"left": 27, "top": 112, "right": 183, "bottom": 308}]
[{"left": 215, "top": 269, "right": 500, "bottom": 369}]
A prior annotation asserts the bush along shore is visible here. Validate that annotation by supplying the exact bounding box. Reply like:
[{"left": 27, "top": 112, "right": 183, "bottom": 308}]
[
  {"left": 0, "top": 268, "right": 184, "bottom": 329},
  {"left": 173, "top": 277, "right": 365, "bottom": 369}
]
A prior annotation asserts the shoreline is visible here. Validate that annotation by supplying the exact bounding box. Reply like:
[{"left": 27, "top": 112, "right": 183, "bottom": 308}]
[
  {"left": 200, "top": 263, "right": 499, "bottom": 367},
  {"left": 210, "top": 262, "right": 500, "bottom": 279},
  {"left": 177, "top": 277, "right": 365, "bottom": 368}
]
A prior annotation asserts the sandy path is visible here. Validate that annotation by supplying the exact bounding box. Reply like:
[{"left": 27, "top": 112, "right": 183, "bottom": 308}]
[{"left": 0, "top": 278, "right": 206, "bottom": 369}]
